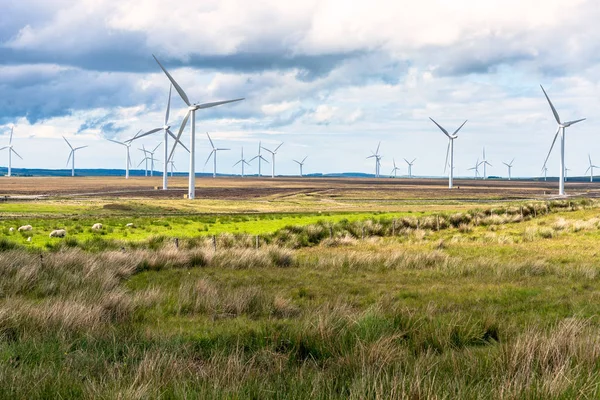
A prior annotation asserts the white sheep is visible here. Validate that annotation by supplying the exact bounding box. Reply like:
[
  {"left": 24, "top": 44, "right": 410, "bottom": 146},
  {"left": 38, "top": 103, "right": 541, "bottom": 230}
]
[
  {"left": 27, "top": 237, "right": 31, "bottom": 242},
  {"left": 49, "top": 229, "right": 66, "bottom": 238},
  {"left": 92, "top": 223, "right": 103, "bottom": 230},
  {"left": 8, "top": 227, "right": 14, "bottom": 232},
  {"left": 18, "top": 225, "right": 32, "bottom": 232},
  {"left": 126, "top": 223, "right": 134, "bottom": 228}
]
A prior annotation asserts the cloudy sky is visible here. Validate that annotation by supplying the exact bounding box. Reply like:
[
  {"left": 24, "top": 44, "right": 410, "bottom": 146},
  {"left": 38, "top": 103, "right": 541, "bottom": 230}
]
[{"left": 1, "top": 0, "right": 600, "bottom": 177}]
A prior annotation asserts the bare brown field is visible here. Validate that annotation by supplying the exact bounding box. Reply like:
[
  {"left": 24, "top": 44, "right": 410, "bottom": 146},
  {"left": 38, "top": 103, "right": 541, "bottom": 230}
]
[{"left": 1, "top": 176, "right": 599, "bottom": 201}]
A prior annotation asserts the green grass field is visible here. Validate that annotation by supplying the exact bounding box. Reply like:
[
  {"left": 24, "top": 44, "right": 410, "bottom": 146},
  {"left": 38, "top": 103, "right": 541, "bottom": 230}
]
[{"left": 1, "top": 196, "right": 600, "bottom": 398}]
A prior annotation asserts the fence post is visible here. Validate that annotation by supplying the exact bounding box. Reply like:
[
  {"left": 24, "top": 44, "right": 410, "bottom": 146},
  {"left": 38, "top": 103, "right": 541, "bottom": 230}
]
[
  {"left": 329, "top": 226, "right": 333, "bottom": 239},
  {"left": 392, "top": 219, "right": 396, "bottom": 236},
  {"left": 39, "top": 254, "right": 44, "bottom": 268},
  {"left": 436, "top": 215, "right": 440, "bottom": 231},
  {"left": 212, "top": 235, "right": 217, "bottom": 251},
  {"left": 362, "top": 226, "right": 365, "bottom": 240},
  {"left": 255, "top": 235, "right": 259, "bottom": 249},
  {"left": 174, "top": 237, "right": 179, "bottom": 249},
  {"left": 416, "top": 219, "right": 420, "bottom": 230},
  {"left": 520, "top": 206, "right": 523, "bottom": 219},
  {"left": 533, "top": 207, "right": 537, "bottom": 218}
]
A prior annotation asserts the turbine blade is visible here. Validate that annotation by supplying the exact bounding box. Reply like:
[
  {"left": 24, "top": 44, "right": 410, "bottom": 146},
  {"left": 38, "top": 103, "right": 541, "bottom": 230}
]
[
  {"left": 107, "top": 138, "right": 125, "bottom": 146},
  {"left": 429, "top": 117, "right": 451, "bottom": 138},
  {"left": 63, "top": 136, "right": 73, "bottom": 150},
  {"left": 206, "top": 132, "right": 215, "bottom": 149},
  {"left": 168, "top": 110, "right": 191, "bottom": 162},
  {"left": 302, "top": 156, "right": 307, "bottom": 163},
  {"left": 452, "top": 120, "right": 468, "bottom": 136},
  {"left": 66, "top": 151, "right": 72, "bottom": 167},
  {"left": 167, "top": 129, "right": 190, "bottom": 153},
  {"left": 585, "top": 166, "right": 591, "bottom": 174},
  {"left": 152, "top": 54, "right": 191, "bottom": 106},
  {"left": 510, "top": 158, "right": 514, "bottom": 165},
  {"left": 248, "top": 156, "right": 258, "bottom": 162},
  {"left": 375, "top": 141, "right": 381, "bottom": 155},
  {"left": 152, "top": 143, "right": 161, "bottom": 153},
  {"left": 540, "top": 85, "right": 561, "bottom": 125},
  {"left": 203, "top": 151, "right": 215, "bottom": 169},
  {"left": 542, "top": 126, "right": 561, "bottom": 169},
  {"left": 196, "top": 98, "right": 244, "bottom": 109},
  {"left": 233, "top": 160, "right": 242, "bottom": 167},
  {"left": 165, "top": 84, "right": 172, "bottom": 125},
  {"left": 9, "top": 127, "right": 13, "bottom": 144},
  {"left": 137, "top": 158, "right": 146, "bottom": 167},
  {"left": 261, "top": 146, "right": 274, "bottom": 155},
  {"left": 11, "top": 148, "right": 22, "bottom": 160},
  {"left": 74, "top": 146, "right": 88, "bottom": 151},
  {"left": 564, "top": 118, "right": 586, "bottom": 126},
  {"left": 216, "top": 148, "right": 230, "bottom": 151},
  {"left": 411, "top": 158, "right": 416, "bottom": 164},
  {"left": 274, "top": 142, "right": 284, "bottom": 153},
  {"left": 243, "top": 161, "right": 251, "bottom": 166},
  {"left": 0, "top": 146, "right": 7, "bottom": 151},
  {"left": 131, "top": 127, "right": 162, "bottom": 141},
  {"left": 444, "top": 140, "right": 450, "bottom": 173}
]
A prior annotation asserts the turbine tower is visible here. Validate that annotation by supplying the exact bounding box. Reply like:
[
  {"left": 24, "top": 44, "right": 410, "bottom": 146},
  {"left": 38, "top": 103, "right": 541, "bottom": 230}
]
[
  {"left": 404, "top": 158, "right": 416, "bottom": 178},
  {"left": 467, "top": 159, "right": 481, "bottom": 179},
  {"left": 204, "top": 132, "right": 230, "bottom": 178},
  {"left": 261, "top": 143, "right": 283, "bottom": 178},
  {"left": 293, "top": 156, "right": 308, "bottom": 177},
  {"left": 429, "top": 118, "right": 467, "bottom": 189},
  {"left": 481, "top": 147, "right": 492, "bottom": 179},
  {"left": 585, "top": 155, "right": 599, "bottom": 182},
  {"left": 565, "top": 167, "right": 570, "bottom": 182},
  {"left": 107, "top": 135, "right": 136, "bottom": 179},
  {"left": 248, "top": 141, "right": 269, "bottom": 177},
  {"left": 367, "top": 142, "right": 382, "bottom": 178},
  {"left": 540, "top": 85, "right": 585, "bottom": 196},
  {"left": 127, "top": 85, "right": 189, "bottom": 189},
  {"left": 153, "top": 55, "right": 244, "bottom": 199},
  {"left": 63, "top": 136, "right": 88, "bottom": 177},
  {"left": 502, "top": 159, "right": 515, "bottom": 181},
  {"left": 390, "top": 158, "right": 400, "bottom": 178},
  {"left": 138, "top": 146, "right": 150, "bottom": 176},
  {"left": 1, "top": 127, "right": 23, "bottom": 177},
  {"left": 233, "top": 147, "right": 251, "bottom": 177}
]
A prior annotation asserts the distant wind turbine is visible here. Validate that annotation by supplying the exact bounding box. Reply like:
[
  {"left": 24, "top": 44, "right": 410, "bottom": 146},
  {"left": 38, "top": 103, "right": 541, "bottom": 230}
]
[
  {"left": 564, "top": 167, "right": 571, "bottom": 182},
  {"left": 63, "top": 136, "right": 88, "bottom": 177},
  {"left": 502, "top": 158, "right": 515, "bottom": 181},
  {"left": 153, "top": 54, "right": 244, "bottom": 199},
  {"left": 233, "top": 147, "right": 251, "bottom": 177},
  {"left": 168, "top": 159, "right": 177, "bottom": 177},
  {"left": 367, "top": 142, "right": 382, "bottom": 178},
  {"left": 585, "top": 155, "right": 599, "bottom": 182},
  {"left": 204, "top": 132, "right": 230, "bottom": 178},
  {"left": 249, "top": 141, "right": 269, "bottom": 177},
  {"left": 430, "top": 118, "right": 468, "bottom": 189},
  {"left": 390, "top": 158, "right": 400, "bottom": 178},
  {"left": 1, "top": 127, "right": 22, "bottom": 177},
  {"left": 481, "top": 147, "right": 492, "bottom": 179},
  {"left": 541, "top": 165, "right": 548, "bottom": 181},
  {"left": 404, "top": 158, "right": 416, "bottom": 178},
  {"left": 107, "top": 133, "right": 138, "bottom": 179},
  {"left": 467, "top": 159, "right": 481, "bottom": 179},
  {"left": 261, "top": 142, "right": 283, "bottom": 178},
  {"left": 293, "top": 156, "right": 308, "bottom": 177},
  {"left": 126, "top": 85, "right": 189, "bottom": 189},
  {"left": 540, "top": 85, "right": 585, "bottom": 195},
  {"left": 139, "top": 143, "right": 161, "bottom": 177},
  {"left": 138, "top": 145, "right": 150, "bottom": 176}
]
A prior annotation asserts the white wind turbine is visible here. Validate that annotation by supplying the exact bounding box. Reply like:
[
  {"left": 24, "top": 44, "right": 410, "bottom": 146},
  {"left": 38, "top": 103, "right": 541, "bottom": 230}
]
[
  {"left": 502, "top": 158, "right": 515, "bottom": 181},
  {"left": 138, "top": 145, "right": 150, "bottom": 176},
  {"left": 139, "top": 143, "right": 161, "bottom": 177},
  {"left": 233, "top": 147, "right": 251, "bottom": 177},
  {"left": 366, "top": 142, "right": 382, "bottom": 178},
  {"left": 541, "top": 166, "right": 548, "bottom": 181},
  {"left": 481, "top": 147, "right": 492, "bottom": 179},
  {"left": 204, "top": 132, "right": 230, "bottom": 178},
  {"left": 390, "top": 158, "right": 400, "bottom": 178},
  {"left": 430, "top": 118, "right": 468, "bottom": 189},
  {"left": 153, "top": 55, "right": 244, "bottom": 199},
  {"left": 1, "top": 127, "right": 23, "bottom": 177},
  {"left": 168, "top": 159, "right": 177, "bottom": 177},
  {"left": 565, "top": 167, "right": 571, "bottom": 182},
  {"left": 404, "top": 158, "right": 416, "bottom": 178},
  {"left": 127, "top": 86, "right": 189, "bottom": 190},
  {"left": 293, "top": 156, "right": 308, "bottom": 177},
  {"left": 107, "top": 132, "right": 138, "bottom": 179},
  {"left": 585, "top": 154, "right": 599, "bottom": 182},
  {"left": 248, "top": 141, "right": 269, "bottom": 177},
  {"left": 467, "top": 158, "right": 481, "bottom": 179},
  {"left": 540, "top": 85, "right": 585, "bottom": 196},
  {"left": 261, "top": 142, "right": 283, "bottom": 178},
  {"left": 63, "top": 136, "right": 88, "bottom": 177}
]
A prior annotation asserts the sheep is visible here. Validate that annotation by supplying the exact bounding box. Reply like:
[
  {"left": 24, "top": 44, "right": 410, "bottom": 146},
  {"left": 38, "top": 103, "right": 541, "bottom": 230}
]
[
  {"left": 126, "top": 223, "right": 135, "bottom": 228},
  {"left": 92, "top": 223, "right": 103, "bottom": 230},
  {"left": 27, "top": 237, "right": 31, "bottom": 242},
  {"left": 18, "top": 225, "right": 32, "bottom": 232},
  {"left": 8, "top": 227, "right": 14, "bottom": 232},
  {"left": 49, "top": 229, "right": 66, "bottom": 238}
]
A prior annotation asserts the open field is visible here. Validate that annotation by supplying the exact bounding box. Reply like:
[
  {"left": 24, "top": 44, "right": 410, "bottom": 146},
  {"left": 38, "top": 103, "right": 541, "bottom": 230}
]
[{"left": 1, "top": 179, "right": 600, "bottom": 398}]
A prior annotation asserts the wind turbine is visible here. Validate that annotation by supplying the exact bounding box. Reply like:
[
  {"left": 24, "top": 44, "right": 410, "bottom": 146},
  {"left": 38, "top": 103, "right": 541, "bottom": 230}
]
[
  {"left": 502, "top": 158, "right": 515, "bottom": 180},
  {"left": 153, "top": 55, "right": 244, "bottom": 199},
  {"left": 585, "top": 154, "right": 599, "bottom": 182},
  {"left": 126, "top": 85, "right": 189, "bottom": 189},
  {"left": 541, "top": 166, "right": 548, "bottom": 181},
  {"left": 429, "top": 118, "right": 468, "bottom": 189},
  {"left": 248, "top": 141, "right": 269, "bottom": 177},
  {"left": 261, "top": 142, "right": 283, "bottom": 178},
  {"left": 467, "top": 159, "right": 481, "bottom": 179},
  {"left": 0, "top": 127, "right": 22, "bottom": 177},
  {"left": 107, "top": 135, "right": 136, "bottom": 179},
  {"left": 481, "top": 147, "right": 492, "bottom": 179},
  {"left": 204, "top": 132, "right": 230, "bottom": 178},
  {"left": 540, "top": 85, "right": 585, "bottom": 196},
  {"left": 565, "top": 167, "right": 571, "bottom": 182},
  {"left": 140, "top": 143, "right": 161, "bottom": 177},
  {"left": 233, "top": 147, "right": 251, "bottom": 177},
  {"left": 63, "top": 136, "right": 88, "bottom": 177},
  {"left": 367, "top": 142, "right": 382, "bottom": 178},
  {"left": 138, "top": 145, "right": 150, "bottom": 176},
  {"left": 168, "top": 159, "right": 177, "bottom": 177},
  {"left": 390, "top": 158, "right": 400, "bottom": 178},
  {"left": 293, "top": 156, "right": 308, "bottom": 177},
  {"left": 404, "top": 158, "right": 416, "bottom": 178}
]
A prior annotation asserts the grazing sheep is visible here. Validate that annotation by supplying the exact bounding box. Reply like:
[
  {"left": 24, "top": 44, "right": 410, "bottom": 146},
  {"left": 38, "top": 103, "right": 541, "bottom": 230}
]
[
  {"left": 8, "top": 227, "right": 14, "bottom": 232},
  {"left": 49, "top": 229, "right": 66, "bottom": 238},
  {"left": 18, "top": 225, "right": 32, "bottom": 232},
  {"left": 27, "top": 237, "right": 31, "bottom": 242},
  {"left": 92, "top": 223, "right": 103, "bottom": 230},
  {"left": 126, "top": 223, "right": 134, "bottom": 228}
]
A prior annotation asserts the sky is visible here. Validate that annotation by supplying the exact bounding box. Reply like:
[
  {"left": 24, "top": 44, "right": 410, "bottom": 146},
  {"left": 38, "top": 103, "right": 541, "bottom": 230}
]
[{"left": 1, "top": 0, "right": 600, "bottom": 178}]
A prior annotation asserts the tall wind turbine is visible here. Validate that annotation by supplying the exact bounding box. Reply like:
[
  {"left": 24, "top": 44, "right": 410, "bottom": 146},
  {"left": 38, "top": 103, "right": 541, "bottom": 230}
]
[
  {"left": 153, "top": 55, "right": 244, "bottom": 199},
  {"left": 249, "top": 142, "right": 269, "bottom": 177},
  {"left": 540, "top": 85, "right": 585, "bottom": 196},
  {"left": 261, "top": 142, "right": 283, "bottom": 178},
  {"left": 63, "top": 136, "right": 88, "bottom": 177},
  {"left": 204, "top": 132, "right": 230, "bottom": 178},
  {"left": 127, "top": 86, "right": 189, "bottom": 189},
  {"left": 107, "top": 137, "right": 134, "bottom": 179},
  {"left": 293, "top": 156, "right": 308, "bottom": 177},
  {"left": 585, "top": 154, "right": 599, "bottom": 182},
  {"left": 430, "top": 118, "right": 467, "bottom": 189},
  {"left": 390, "top": 158, "right": 400, "bottom": 178},
  {"left": 467, "top": 158, "right": 481, "bottom": 179},
  {"left": 367, "top": 142, "right": 382, "bottom": 178},
  {"left": 404, "top": 158, "right": 416, "bottom": 178},
  {"left": 503, "top": 159, "right": 515, "bottom": 181},
  {"left": 1, "top": 127, "right": 22, "bottom": 177},
  {"left": 233, "top": 147, "right": 251, "bottom": 177},
  {"left": 481, "top": 147, "right": 492, "bottom": 179}
]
